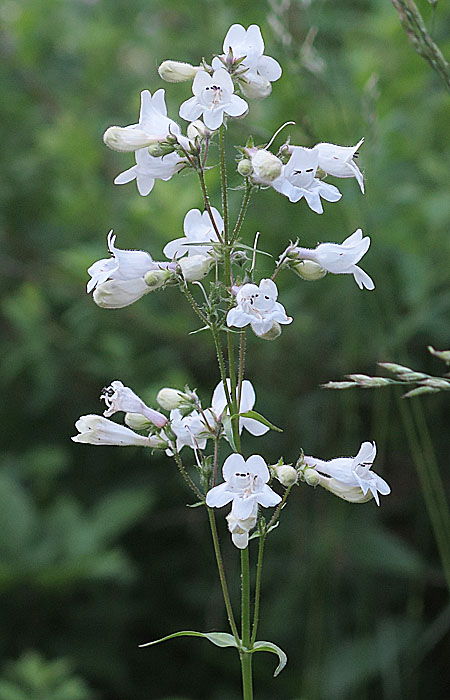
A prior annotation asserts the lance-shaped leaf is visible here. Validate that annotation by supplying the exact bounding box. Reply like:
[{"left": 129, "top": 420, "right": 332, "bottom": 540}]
[
  {"left": 237, "top": 410, "right": 283, "bottom": 433},
  {"left": 246, "top": 640, "right": 287, "bottom": 676},
  {"left": 139, "top": 630, "right": 240, "bottom": 650}
]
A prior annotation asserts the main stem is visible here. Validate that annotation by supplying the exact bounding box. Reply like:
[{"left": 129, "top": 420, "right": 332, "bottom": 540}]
[
  {"left": 240, "top": 547, "right": 253, "bottom": 700},
  {"left": 208, "top": 508, "right": 241, "bottom": 644}
]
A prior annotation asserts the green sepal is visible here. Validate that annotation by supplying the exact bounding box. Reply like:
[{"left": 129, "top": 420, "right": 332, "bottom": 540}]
[
  {"left": 233, "top": 243, "right": 273, "bottom": 257},
  {"left": 222, "top": 415, "right": 238, "bottom": 452},
  {"left": 237, "top": 410, "right": 283, "bottom": 433},
  {"left": 139, "top": 630, "right": 240, "bottom": 650},
  {"left": 246, "top": 640, "right": 288, "bottom": 677}
]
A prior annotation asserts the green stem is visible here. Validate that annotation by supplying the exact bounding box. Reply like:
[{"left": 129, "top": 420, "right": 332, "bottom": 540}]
[
  {"left": 227, "top": 328, "right": 241, "bottom": 452},
  {"left": 238, "top": 329, "right": 247, "bottom": 409},
  {"left": 267, "top": 485, "right": 293, "bottom": 531},
  {"left": 207, "top": 508, "right": 241, "bottom": 644},
  {"left": 251, "top": 523, "right": 265, "bottom": 645},
  {"left": 172, "top": 451, "right": 204, "bottom": 501},
  {"left": 180, "top": 283, "right": 209, "bottom": 325},
  {"left": 397, "top": 395, "right": 450, "bottom": 591},
  {"left": 211, "top": 325, "right": 233, "bottom": 409},
  {"left": 219, "top": 125, "right": 229, "bottom": 243},
  {"left": 197, "top": 168, "right": 224, "bottom": 243},
  {"left": 231, "top": 180, "right": 253, "bottom": 243},
  {"left": 240, "top": 547, "right": 253, "bottom": 700}
]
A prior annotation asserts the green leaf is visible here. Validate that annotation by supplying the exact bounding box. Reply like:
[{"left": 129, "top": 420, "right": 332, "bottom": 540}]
[
  {"left": 139, "top": 630, "right": 240, "bottom": 650},
  {"left": 237, "top": 411, "right": 283, "bottom": 433},
  {"left": 248, "top": 641, "right": 287, "bottom": 677},
  {"left": 222, "top": 415, "right": 238, "bottom": 452},
  {"left": 233, "top": 243, "right": 273, "bottom": 257}
]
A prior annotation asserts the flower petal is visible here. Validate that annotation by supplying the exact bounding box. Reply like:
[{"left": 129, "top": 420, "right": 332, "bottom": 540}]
[
  {"left": 222, "top": 453, "right": 246, "bottom": 481},
  {"left": 206, "top": 483, "right": 234, "bottom": 508}
]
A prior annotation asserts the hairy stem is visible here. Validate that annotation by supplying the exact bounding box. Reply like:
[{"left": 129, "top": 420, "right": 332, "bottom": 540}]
[
  {"left": 232, "top": 180, "right": 253, "bottom": 243},
  {"left": 172, "top": 451, "right": 204, "bottom": 501},
  {"left": 251, "top": 521, "right": 265, "bottom": 645},
  {"left": 240, "top": 547, "right": 254, "bottom": 700},
  {"left": 207, "top": 508, "right": 241, "bottom": 644}
]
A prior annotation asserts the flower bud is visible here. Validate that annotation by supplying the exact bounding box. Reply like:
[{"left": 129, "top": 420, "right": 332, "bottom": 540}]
[
  {"left": 179, "top": 255, "right": 212, "bottom": 282},
  {"left": 258, "top": 321, "right": 281, "bottom": 341},
  {"left": 250, "top": 149, "right": 282, "bottom": 184},
  {"left": 303, "top": 468, "right": 320, "bottom": 486},
  {"left": 275, "top": 465, "right": 298, "bottom": 487},
  {"left": 144, "top": 268, "right": 172, "bottom": 289},
  {"left": 147, "top": 142, "right": 176, "bottom": 157},
  {"left": 187, "top": 120, "right": 208, "bottom": 141},
  {"left": 158, "top": 60, "right": 200, "bottom": 83},
  {"left": 239, "top": 75, "right": 272, "bottom": 99},
  {"left": 237, "top": 159, "right": 253, "bottom": 177},
  {"left": 156, "top": 388, "right": 186, "bottom": 411},
  {"left": 124, "top": 412, "right": 153, "bottom": 431},
  {"left": 103, "top": 126, "right": 157, "bottom": 153},
  {"left": 294, "top": 260, "right": 327, "bottom": 281}
]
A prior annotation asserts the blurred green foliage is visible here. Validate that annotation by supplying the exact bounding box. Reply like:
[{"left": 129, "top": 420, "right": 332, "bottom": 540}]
[{"left": 0, "top": 0, "right": 449, "bottom": 698}]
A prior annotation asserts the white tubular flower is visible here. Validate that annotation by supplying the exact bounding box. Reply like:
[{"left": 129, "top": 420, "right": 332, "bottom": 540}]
[
  {"left": 114, "top": 148, "right": 184, "bottom": 197},
  {"left": 213, "top": 24, "right": 282, "bottom": 99},
  {"left": 71, "top": 415, "right": 154, "bottom": 447},
  {"left": 179, "top": 68, "right": 248, "bottom": 131},
  {"left": 313, "top": 138, "right": 365, "bottom": 193},
  {"left": 179, "top": 255, "right": 212, "bottom": 282},
  {"left": 294, "top": 229, "right": 375, "bottom": 290},
  {"left": 158, "top": 60, "right": 200, "bottom": 83},
  {"left": 272, "top": 146, "right": 342, "bottom": 214},
  {"left": 206, "top": 453, "right": 281, "bottom": 524},
  {"left": 248, "top": 149, "right": 282, "bottom": 185},
  {"left": 87, "top": 231, "right": 173, "bottom": 308},
  {"left": 163, "top": 207, "right": 224, "bottom": 259},
  {"left": 211, "top": 379, "right": 269, "bottom": 437},
  {"left": 103, "top": 89, "right": 182, "bottom": 153},
  {"left": 100, "top": 381, "right": 167, "bottom": 428},
  {"left": 303, "top": 441, "right": 391, "bottom": 506},
  {"left": 226, "top": 278, "right": 292, "bottom": 338},
  {"left": 168, "top": 409, "right": 211, "bottom": 452},
  {"left": 226, "top": 508, "right": 258, "bottom": 549}
]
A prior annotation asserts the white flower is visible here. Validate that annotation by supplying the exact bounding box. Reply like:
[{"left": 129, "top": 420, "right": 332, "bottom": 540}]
[
  {"left": 114, "top": 148, "right": 184, "bottom": 197},
  {"left": 226, "top": 508, "right": 258, "bottom": 549},
  {"left": 87, "top": 231, "right": 173, "bottom": 308},
  {"left": 294, "top": 229, "right": 375, "bottom": 290},
  {"left": 248, "top": 149, "right": 283, "bottom": 185},
  {"left": 226, "top": 278, "right": 292, "bottom": 337},
  {"left": 163, "top": 207, "right": 224, "bottom": 259},
  {"left": 104, "top": 89, "right": 182, "bottom": 153},
  {"left": 272, "top": 146, "right": 342, "bottom": 214},
  {"left": 179, "top": 68, "right": 248, "bottom": 131},
  {"left": 313, "top": 138, "right": 364, "bottom": 193},
  {"left": 71, "top": 415, "right": 155, "bottom": 447},
  {"left": 178, "top": 255, "right": 212, "bottom": 282},
  {"left": 211, "top": 379, "right": 269, "bottom": 437},
  {"left": 304, "top": 441, "right": 391, "bottom": 505},
  {"left": 206, "top": 453, "right": 281, "bottom": 525},
  {"left": 213, "top": 24, "right": 282, "bottom": 99},
  {"left": 168, "top": 409, "right": 211, "bottom": 453},
  {"left": 158, "top": 61, "right": 200, "bottom": 83},
  {"left": 100, "top": 381, "right": 167, "bottom": 428}
]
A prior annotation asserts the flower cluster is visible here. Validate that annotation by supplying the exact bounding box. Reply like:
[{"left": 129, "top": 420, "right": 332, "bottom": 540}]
[{"left": 74, "top": 20, "right": 390, "bottom": 559}]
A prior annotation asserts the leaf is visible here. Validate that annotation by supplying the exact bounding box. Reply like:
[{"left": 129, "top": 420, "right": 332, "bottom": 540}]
[
  {"left": 247, "top": 641, "right": 287, "bottom": 677},
  {"left": 233, "top": 243, "right": 273, "bottom": 257},
  {"left": 139, "top": 630, "right": 240, "bottom": 650},
  {"left": 222, "top": 415, "right": 238, "bottom": 452},
  {"left": 238, "top": 411, "right": 283, "bottom": 433}
]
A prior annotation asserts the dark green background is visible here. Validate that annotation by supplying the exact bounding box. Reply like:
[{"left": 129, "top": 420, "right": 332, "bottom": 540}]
[{"left": 1, "top": 0, "right": 449, "bottom": 698}]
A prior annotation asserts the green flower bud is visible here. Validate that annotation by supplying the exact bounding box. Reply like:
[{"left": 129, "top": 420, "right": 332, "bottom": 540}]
[
  {"left": 124, "top": 412, "right": 154, "bottom": 431},
  {"left": 275, "top": 465, "right": 298, "bottom": 487},
  {"left": 237, "top": 159, "right": 253, "bottom": 177},
  {"left": 156, "top": 388, "right": 187, "bottom": 411},
  {"left": 293, "top": 260, "right": 327, "bottom": 281},
  {"left": 303, "top": 468, "right": 320, "bottom": 486},
  {"left": 144, "top": 269, "right": 172, "bottom": 289}
]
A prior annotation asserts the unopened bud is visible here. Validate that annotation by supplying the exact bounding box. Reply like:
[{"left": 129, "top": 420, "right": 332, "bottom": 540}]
[
  {"left": 124, "top": 412, "right": 153, "bottom": 431},
  {"left": 187, "top": 120, "right": 209, "bottom": 141},
  {"left": 303, "top": 468, "right": 320, "bottom": 486},
  {"left": 147, "top": 141, "right": 176, "bottom": 157},
  {"left": 179, "top": 255, "right": 212, "bottom": 282},
  {"left": 237, "top": 159, "right": 253, "bottom": 177},
  {"left": 250, "top": 149, "right": 282, "bottom": 184},
  {"left": 144, "top": 269, "right": 172, "bottom": 289},
  {"left": 103, "top": 126, "right": 157, "bottom": 153},
  {"left": 294, "top": 260, "right": 327, "bottom": 281},
  {"left": 258, "top": 322, "right": 281, "bottom": 341},
  {"left": 158, "top": 60, "right": 200, "bottom": 83},
  {"left": 156, "top": 388, "right": 187, "bottom": 410},
  {"left": 275, "top": 465, "right": 298, "bottom": 487}
]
